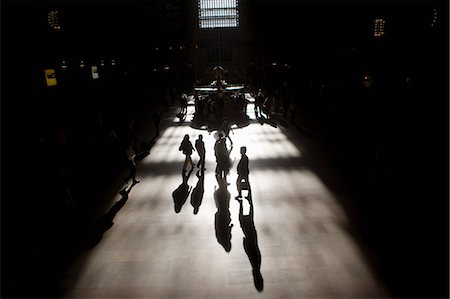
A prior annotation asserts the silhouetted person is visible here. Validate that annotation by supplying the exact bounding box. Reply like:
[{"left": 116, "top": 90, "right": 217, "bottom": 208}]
[
  {"left": 254, "top": 89, "right": 264, "bottom": 118},
  {"left": 220, "top": 117, "right": 233, "bottom": 146},
  {"left": 173, "top": 169, "right": 193, "bottom": 213},
  {"left": 262, "top": 95, "right": 273, "bottom": 119},
  {"left": 236, "top": 146, "right": 249, "bottom": 199},
  {"left": 214, "top": 176, "right": 233, "bottom": 252},
  {"left": 191, "top": 168, "right": 205, "bottom": 215},
  {"left": 195, "top": 134, "right": 206, "bottom": 170},
  {"left": 180, "top": 93, "right": 188, "bottom": 115},
  {"left": 237, "top": 194, "right": 263, "bottom": 291},
  {"left": 214, "top": 133, "right": 231, "bottom": 184},
  {"left": 124, "top": 146, "right": 140, "bottom": 184},
  {"left": 179, "top": 134, "right": 195, "bottom": 172},
  {"left": 153, "top": 110, "right": 161, "bottom": 137}
]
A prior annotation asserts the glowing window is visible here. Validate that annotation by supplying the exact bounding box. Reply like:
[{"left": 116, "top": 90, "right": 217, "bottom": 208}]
[
  {"left": 48, "top": 10, "right": 62, "bottom": 31},
  {"left": 198, "top": 0, "right": 239, "bottom": 29},
  {"left": 374, "top": 18, "right": 385, "bottom": 38}
]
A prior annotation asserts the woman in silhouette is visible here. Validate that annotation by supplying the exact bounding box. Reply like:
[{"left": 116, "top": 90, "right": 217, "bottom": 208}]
[{"left": 179, "top": 134, "right": 195, "bottom": 172}]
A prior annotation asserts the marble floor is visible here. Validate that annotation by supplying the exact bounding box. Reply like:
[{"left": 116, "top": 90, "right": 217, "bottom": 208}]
[{"left": 61, "top": 98, "right": 390, "bottom": 298}]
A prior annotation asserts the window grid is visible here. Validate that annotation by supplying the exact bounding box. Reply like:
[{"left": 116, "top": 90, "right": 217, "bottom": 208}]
[
  {"left": 198, "top": 0, "right": 239, "bottom": 29},
  {"left": 374, "top": 18, "right": 385, "bottom": 38}
]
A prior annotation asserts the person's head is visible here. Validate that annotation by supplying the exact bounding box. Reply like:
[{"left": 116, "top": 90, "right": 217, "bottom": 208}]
[
  {"left": 198, "top": 134, "right": 203, "bottom": 140},
  {"left": 184, "top": 134, "right": 189, "bottom": 140},
  {"left": 240, "top": 146, "right": 247, "bottom": 155}
]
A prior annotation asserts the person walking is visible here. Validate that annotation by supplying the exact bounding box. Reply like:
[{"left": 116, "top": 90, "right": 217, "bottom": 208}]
[
  {"left": 220, "top": 117, "right": 233, "bottom": 146},
  {"left": 124, "top": 145, "right": 140, "bottom": 184},
  {"left": 180, "top": 93, "right": 188, "bottom": 115},
  {"left": 195, "top": 134, "right": 206, "bottom": 170},
  {"left": 179, "top": 134, "right": 195, "bottom": 172},
  {"left": 214, "top": 134, "right": 231, "bottom": 184},
  {"left": 152, "top": 110, "right": 161, "bottom": 137},
  {"left": 254, "top": 89, "right": 264, "bottom": 118},
  {"left": 236, "top": 146, "right": 249, "bottom": 199}
]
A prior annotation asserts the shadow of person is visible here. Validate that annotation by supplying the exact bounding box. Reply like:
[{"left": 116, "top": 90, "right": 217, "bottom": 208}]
[
  {"left": 191, "top": 169, "right": 205, "bottom": 215},
  {"left": 237, "top": 190, "right": 264, "bottom": 292},
  {"left": 172, "top": 169, "right": 193, "bottom": 213},
  {"left": 89, "top": 182, "right": 137, "bottom": 247},
  {"left": 214, "top": 175, "right": 233, "bottom": 252}
]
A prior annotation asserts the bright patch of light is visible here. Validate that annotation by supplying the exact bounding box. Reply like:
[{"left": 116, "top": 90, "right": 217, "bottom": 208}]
[{"left": 198, "top": 0, "right": 239, "bottom": 29}]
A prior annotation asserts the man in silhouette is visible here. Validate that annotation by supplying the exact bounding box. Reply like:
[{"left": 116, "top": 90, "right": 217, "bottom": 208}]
[
  {"left": 124, "top": 145, "right": 140, "bottom": 184},
  {"left": 214, "top": 133, "right": 230, "bottom": 184},
  {"left": 195, "top": 134, "right": 206, "bottom": 170},
  {"left": 152, "top": 110, "right": 161, "bottom": 137},
  {"left": 220, "top": 117, "right": 233, "bottom": 146},
  {"left": 236, "top": 146, "right": 249, "bottom": 199}
]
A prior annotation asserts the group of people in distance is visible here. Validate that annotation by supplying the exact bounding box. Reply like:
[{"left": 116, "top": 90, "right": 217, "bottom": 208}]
[{"left": 178, "top": 133, "right": 249, "bottom": 199}]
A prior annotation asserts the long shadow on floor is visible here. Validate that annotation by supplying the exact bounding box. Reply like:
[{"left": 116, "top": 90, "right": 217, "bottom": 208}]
[
  {"left": 89, "top": 181, "right": 139, "bottom": 247},
  {"left": 191, "top": 168, "right": 205, "bottom": 214},
  {"left": 236, "top": 183, "right": 264, "bottom": 292},
  {"left": 172, "top": 169, "right": 194, "bottom": 213},
  {"left": 214, "top": 175, "right": 233, "bottom": 252}
]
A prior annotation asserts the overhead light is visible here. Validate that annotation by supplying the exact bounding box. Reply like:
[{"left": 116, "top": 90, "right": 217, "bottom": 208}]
[
  {"left": 155, "top": 47, "right": 159, "bottom": 51},
  {"left": 111, "top": 59, "right": 116, "bottom": 66},
  {"left": 100, "top": 60, "right": 105, "bottom": 66},
  {"left": 169, "top": 46, "right": 173, "bottom": 50}
]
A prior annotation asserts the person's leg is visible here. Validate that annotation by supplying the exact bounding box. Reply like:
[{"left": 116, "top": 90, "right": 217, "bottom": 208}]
[
  {"left": 183, "top": 156, "right": 188, "bottom": 171},
  {"left": 131, "top": 164, "right": 139, "bottom": 183},
  {"left": 188, "top": 155, "right": 194, "bottom": 170},
  {"left": 198, "top": 153, "right": 204, "bottom": 169},
  {"left": 196, "top": 153, "right": 201, "bottom": 167},
  {"left": 201, "top": 153, "right": 205, "bottom": 169},
  {"left": 236, "top": 174, "right": 243, "bottom": 197}
]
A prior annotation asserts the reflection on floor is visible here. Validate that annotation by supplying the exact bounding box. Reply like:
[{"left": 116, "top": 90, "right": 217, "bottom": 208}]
[{"left": 62, "top": 100, "right": 390, "bottom": 298}]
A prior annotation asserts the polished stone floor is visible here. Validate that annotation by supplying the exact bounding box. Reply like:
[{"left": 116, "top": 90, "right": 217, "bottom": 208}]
[{"left": 62, "top": 97, "right": 390, "bottom": 298}]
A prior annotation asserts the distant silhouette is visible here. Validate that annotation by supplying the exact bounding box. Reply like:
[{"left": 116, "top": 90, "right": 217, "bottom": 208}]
[
  {"left": 195, "top": 134, "right": 206, "bottom": 170},
  {"left": 191, "top": 169, "right": 205, "bottom": 215},
  {"left": 237, "top": 191, "right": 263, "bottom": 292},
  {"left": 236, "top": 146, "right": 249, "bottom": 199},
  {"left": 214, "top": 176, "right": 233, "bottom": 252},
  {"left": 254, "top": 89, "right": 264, "bottom": 119},
  {"left": 172, "top": 169, "right": 193, "bottom": 213},
  {"left": 220, "top": 117, "right": 233, "bottom": 146},
  {"left": 180, "top": 93, "right": 188, "bottom": 115},
  {"left": 214, "top": 133, "right": 231, "bottom": 184},
  {"left": 179, "top": 134, "right": 195, "bottom": 172},
  {"left": 124, "top": 145, "right": 140, "bottom": 184},
  {"left": 152, "top": 110, "right": 161, "bottom": 137}
]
